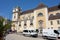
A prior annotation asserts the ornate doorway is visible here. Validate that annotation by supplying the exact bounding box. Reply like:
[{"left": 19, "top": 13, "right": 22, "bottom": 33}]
[{"left": 38, "top": 20, "right": 43, "bottom": 34}]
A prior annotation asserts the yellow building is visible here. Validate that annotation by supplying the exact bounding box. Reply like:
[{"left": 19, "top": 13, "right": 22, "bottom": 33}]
[{"left": 11, "top": 3, "right": 60, "bottom": 33}]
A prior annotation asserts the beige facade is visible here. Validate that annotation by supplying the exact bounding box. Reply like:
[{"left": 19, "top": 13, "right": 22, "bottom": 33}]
[
  {"left": 48, "top": 9, "right": 60, "bottom": 30},
  {"left": 11, "top": 3, "right": 60, "bottom": 32},
  {"left": 48, "top": 19, "right": 60, "bottom": 30}
]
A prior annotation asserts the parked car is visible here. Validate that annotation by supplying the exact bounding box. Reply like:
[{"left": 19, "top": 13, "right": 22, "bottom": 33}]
[
  {"left": 23, "top": 29, "right": 38, "bottom": 37},
  {"left": 6, "top": 29, "right": 17, "bottom": 34},
  {"left": 58, "top": 30, "right": 60, "bottom": 39}
]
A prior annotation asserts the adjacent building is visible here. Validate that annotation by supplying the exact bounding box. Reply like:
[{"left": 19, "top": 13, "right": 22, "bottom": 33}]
[{"left": 11, "top": 3, "right": 60, "bottom": 33}]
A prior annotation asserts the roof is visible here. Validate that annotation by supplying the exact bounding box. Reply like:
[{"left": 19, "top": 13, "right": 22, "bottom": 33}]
[
  {"left": 21, "top": 9, "right": 34, "bottom": 15},
  {"left": 35, "top": 3, "right": 47, "bottom": 9},
  {"left": 20, "top": 3, "right": 60, "bottom": 16},
  {"left": 21, "top": 3, "right": 47, "bottom": 15},
  {"left": 48, "top": 5, "right": 60, "bottom": 12},
  {"left": 49, "top": 5, "right": 60, "bottom": 20}
]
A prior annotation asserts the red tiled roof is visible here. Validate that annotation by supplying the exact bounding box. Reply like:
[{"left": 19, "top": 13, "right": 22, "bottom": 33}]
[
  {"left": 20, "top": 3, "right": 60, "bottom": 17},
  {"left": 21, "top": 3, "right": 47, "bottom": 15},
  {"left": 21, "top": 9, "right": 34, "bottom": 15},
  {"left": 35, "top": 3, "right": 47, "bottom": 9},
  {"left": 48, "top": 5, "right": 60, "bottom": 12}
]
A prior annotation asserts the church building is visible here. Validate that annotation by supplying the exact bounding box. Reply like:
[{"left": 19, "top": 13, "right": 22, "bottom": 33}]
[{"left": 11, "top": 3, "right": 60, "bottom": 33}]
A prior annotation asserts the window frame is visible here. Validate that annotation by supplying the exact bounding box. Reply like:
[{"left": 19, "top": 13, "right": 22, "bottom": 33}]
[
  {"left": 51, "top": 27, "right": 53, "bottom": 29},
  {"left": 58, "top": 27, "right": 60, "bottom": 30},
  {"left": 57, "top": 20, "right": 60, "bottom": 24},
  {"left": 32, "top": 16, "right": 34, "bottom": 19},
  {"left": 14, "top": 16, "right": 16, "bottom": 18},
  {"left": 50, "top": 21, "right": 53, "bottom": 25},
  {"left": 38, "top": 13, "right": 43, "bottom": 16},
  {"left": 30, "top": 19, "right": 33, "bottom": 25},
  {"left": 19, "top": 24, "right": 21, "bottom": 26}
]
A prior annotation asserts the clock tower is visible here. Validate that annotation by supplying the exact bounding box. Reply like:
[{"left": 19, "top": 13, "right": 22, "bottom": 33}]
[{"left": 11, "top": 6, "right": 21, "bottom": 31}]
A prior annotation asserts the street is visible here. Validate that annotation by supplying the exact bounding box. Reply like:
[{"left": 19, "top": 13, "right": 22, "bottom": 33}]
[
  {"left": 5, "top": 33, "right": 60, "bottom": 40},
  {"left": 5, "top": 33, "right": 46, "bottom": 40}
]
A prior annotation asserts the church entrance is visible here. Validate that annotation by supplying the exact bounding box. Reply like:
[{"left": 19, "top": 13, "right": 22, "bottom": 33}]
[{"left": 38, "top": 20, "right": 43, "bottom": 34}]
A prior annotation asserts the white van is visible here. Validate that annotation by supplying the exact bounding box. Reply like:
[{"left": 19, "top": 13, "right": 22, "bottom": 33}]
[
  {"left": 58, "top": 30, "right": 60, "bottom": 39},
  {"left": 23, "top": 29, "right": 38, "bottom": 37},
  {"left": 42, "top": 29, "right": 58, "bottom": 39}
]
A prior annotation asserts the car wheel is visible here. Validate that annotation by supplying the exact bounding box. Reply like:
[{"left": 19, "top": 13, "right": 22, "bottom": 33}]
[
  {"left": 32, "top": 35, "right": 38, "bottom": 37},
  {"left": 23, "top": 34, "right": 25, "bottom": 36}
]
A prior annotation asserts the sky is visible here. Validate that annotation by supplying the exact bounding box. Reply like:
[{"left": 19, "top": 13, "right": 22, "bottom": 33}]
[{"left": 0, "top": 0, "right": 60, "bottom": 20}]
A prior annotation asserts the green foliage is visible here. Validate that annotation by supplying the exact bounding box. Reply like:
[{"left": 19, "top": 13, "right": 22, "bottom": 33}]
[
  {"left": 4, "top": 23, "right": 11, "bottom": 31},
  {"left": 0, "top": 18, "right": 11, "bottom": 37},
  {"left": 0, "top": 18, "right": 4, "bottom": 38}
]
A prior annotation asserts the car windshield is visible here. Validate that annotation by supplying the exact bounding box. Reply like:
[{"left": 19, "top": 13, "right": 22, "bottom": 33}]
[
  {"left": 23, "top": 30, "right": 28, "bottom": 32},
  {"left": 28, "top": 30, "right": 35, "bottom": 32},
  {"left": 30, "top": 30, "right": 36, "bottom": 32}
]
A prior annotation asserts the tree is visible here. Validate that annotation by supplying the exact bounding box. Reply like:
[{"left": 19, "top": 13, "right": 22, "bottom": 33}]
[
  {"left": 0, "top": 18, "right": 4, "bottom": 40},
  {"left": 4, "top": 22, "right": 11, "bottom": 31},
  {"left": 0, "top": 17, "right": 11, "bottom": 40}
]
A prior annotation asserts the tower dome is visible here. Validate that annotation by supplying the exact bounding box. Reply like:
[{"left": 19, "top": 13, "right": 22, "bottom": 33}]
[{"left": 13, "top": 6, "right": 22, "bottom": 13}]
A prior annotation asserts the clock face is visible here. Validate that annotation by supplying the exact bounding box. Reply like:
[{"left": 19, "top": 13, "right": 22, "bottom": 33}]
[
  {"left": 16, "top": 8, "right": 18, "bottom": 11},
  {"left": 13, "top": 10, "right": 15, "bottom": 12}
]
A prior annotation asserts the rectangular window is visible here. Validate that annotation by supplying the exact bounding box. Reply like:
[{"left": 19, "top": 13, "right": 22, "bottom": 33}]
[
  {"left": 14, "top": 16, "right": 16, "bottom": 18},
  {"left": 58, "top": 27, "right": 60, "bottom": 30},
  {"left": 24, "top": 20, "right": 27, "bottom": 26},
  {"left": 19, "top": 24, "right": 21, "bottom": 26},
  {"left": 51, "top": 27, "right": 53, "bottom": 29},
  {"left": 32, "top": 16, "right": 34, "bottom": 19},
  {"left": 24, "top": 23, "right": 26, "bottom": 26},
  {"left": 30, "top": 23, "right": 33, "bottom": 25},
  {"left": 51, "top": 21, "right": 53, "bottom": 25},
  {"left": 30, "top": 19, "right": 33, "bottom": 25},
  {"left": 57, "top": 20, "right": 60, "bottom": 24}
]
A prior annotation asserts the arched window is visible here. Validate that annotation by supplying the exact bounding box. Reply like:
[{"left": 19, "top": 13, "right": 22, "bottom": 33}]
[{"left": 38, "top": 13, "right": 43, "bottom": 16}]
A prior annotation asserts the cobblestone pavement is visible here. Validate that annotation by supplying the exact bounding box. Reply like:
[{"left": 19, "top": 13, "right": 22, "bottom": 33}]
[{"left": 5, "top": 33, "right": 60, "bottom": 40}]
